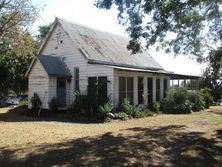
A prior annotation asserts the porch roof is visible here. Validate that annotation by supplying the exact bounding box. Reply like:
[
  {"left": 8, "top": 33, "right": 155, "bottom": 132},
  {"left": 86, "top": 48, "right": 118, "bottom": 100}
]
[
  {"left": 37, "top": 55, "right": 71, "bottom": 77},
  {"left": 103, "top": 65, "right": 201, "bottom": 79}
]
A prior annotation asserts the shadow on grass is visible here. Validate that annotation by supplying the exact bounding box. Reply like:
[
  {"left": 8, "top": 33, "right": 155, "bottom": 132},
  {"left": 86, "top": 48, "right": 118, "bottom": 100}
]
[
  {"left": 0, "top": 125, "right": 221, "bottom": 167},
  {"left": 216, "top": 129, "right": 222, "bottom": 139},
  {"left": 0, "top": 106, "right": 101, "bottom": 123}
]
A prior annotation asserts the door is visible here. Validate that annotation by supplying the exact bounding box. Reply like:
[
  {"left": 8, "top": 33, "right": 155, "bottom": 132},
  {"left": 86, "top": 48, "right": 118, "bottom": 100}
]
[{"left": 57, "top": 78, "right": 66, "bottom": 107}]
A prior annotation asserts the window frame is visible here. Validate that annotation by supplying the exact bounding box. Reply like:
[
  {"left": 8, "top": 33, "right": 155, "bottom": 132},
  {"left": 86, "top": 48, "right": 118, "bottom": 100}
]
[
  {"left": 88, "top": 76, "right": 108, "bottom": 105},
  {"left": 74, "top": 67, "right": 79, "bottom": 92},
  {"left": 119, "top": 77, "right": 134, "bottom": 104},
  {"left": 156, "top": 78, "right": 160, "bottom": 102},
  {"left": 147, "top": 77, "right": 153, "bottom": 104},
  {"left": 138, "top": 77, "right": 144, "bottom": 104}
]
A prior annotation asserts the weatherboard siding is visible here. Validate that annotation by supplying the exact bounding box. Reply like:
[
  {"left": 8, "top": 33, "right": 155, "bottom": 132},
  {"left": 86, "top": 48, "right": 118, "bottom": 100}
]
[{"left": 28, "top": 60, "right": 49, "bottom": 109}]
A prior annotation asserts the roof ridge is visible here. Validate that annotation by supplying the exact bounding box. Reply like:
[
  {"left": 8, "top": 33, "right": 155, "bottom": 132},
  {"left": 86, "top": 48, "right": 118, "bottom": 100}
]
[{"left": 56, "top": 17, "right": 128, "bottom": 40}]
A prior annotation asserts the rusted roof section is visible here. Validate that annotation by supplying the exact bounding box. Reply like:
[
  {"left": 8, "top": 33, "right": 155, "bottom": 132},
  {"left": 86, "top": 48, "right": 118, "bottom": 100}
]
[{"left": 57, "top": 18, "right": 164, "bottom": 71}]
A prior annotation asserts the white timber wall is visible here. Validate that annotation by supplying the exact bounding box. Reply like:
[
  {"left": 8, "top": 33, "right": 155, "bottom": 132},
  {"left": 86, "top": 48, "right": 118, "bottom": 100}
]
[
  {"left": 113, "top": 69, "right": 170, "bottom": 107},
  {"left": 28, "top": 60, "right": 49, "bottom": 109},
  {"left": 40, "top": 23, "right": 114, "bottom": 107}
]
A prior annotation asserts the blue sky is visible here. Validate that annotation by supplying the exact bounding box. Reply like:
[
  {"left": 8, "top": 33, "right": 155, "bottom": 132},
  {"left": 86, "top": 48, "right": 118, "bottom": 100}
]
[{"left": 31, "top": 0, "right": 206, "bottom": 75}]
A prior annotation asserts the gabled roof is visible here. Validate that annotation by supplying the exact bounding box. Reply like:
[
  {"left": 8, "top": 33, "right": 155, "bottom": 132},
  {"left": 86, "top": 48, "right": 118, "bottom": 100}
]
[
  {"left": 26, "top": 55, "right": 71, "bottom": 77},
  {"left": 42, "top": 18, "right": 164, "bottom": 71}
]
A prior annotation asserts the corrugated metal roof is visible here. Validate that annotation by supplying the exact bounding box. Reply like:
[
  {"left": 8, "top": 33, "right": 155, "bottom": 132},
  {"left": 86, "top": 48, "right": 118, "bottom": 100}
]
[
  {"left": 57, "top": 18, "right": 164, "bottom": 71},
  {"left": 104, "top": 65, "right": 201, "bottom": 79},
  {"left": 37, "top": 55, "right": 71, "bottom": 77}
]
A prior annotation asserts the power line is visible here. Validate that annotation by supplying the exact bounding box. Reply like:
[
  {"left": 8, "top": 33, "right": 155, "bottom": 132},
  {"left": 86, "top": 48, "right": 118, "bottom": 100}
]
[{"left": 27, "top": 0, "right": 49, "bottom": 25}]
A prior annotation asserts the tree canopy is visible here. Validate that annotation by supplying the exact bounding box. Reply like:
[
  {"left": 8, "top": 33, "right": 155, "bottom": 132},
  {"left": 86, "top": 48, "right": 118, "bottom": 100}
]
[
  {"left": 0, "top": 0, "right": 38, "bottom": 37},
  {"left": 95, "top": 0, "right": 222, "bottom": 59},
  {"left": 36, "top": 23, "right": 52, "bottom": 44},
  {"left": 203, "top": 48, "right": 222, "bottom": 101},
  {"left": 0, "top": 0, "right": 39, "bottom": 95},
  {"left": 0, "top": 25, "right": 37, "bottom": 95}
]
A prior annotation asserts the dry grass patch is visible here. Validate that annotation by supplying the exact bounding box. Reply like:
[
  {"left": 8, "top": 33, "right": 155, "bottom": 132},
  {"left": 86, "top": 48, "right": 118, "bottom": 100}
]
[{"left": 0, "top": 106, "right": 222, "bottom": 166}]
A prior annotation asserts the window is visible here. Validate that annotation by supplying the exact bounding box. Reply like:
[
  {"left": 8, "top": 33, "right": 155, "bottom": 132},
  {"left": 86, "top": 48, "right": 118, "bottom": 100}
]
[
  {"left": 164, "top": 79, "right": 168, "bottom": 98},
  {"left": 88, "top": 76, "right": 108, "bottom": 105},
  {"left": 138, "top": 77, "right": 144, "bottom": 104},
  {"left": 74, "top": 67, "right": 79, "bottom": 92},
  {"left": 147, "top": 78, "right": 153, "bottom": 104},
  {"left": 88, "top": 77, "right": 97, "bottom": 96},
  {"left": 119, "top": 77, "right": 126, "bottom": 104},
  {"left": 127, "top": 77, "right": 134, "bottom": 104},
  {"left": 119, "top": 77, "right": 134, "bottom": 104},
  {"left": 156, "top": 78, "right": 160, "bottom": 101},
  {"left": 98, "top": 77, "right": 108, "bottom": 105}
]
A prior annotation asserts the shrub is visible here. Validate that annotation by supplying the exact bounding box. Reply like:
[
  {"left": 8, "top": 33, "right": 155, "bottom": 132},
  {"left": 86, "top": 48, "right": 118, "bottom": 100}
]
[
  {"left": 72, "top": 91, "right": 99, "bottom": 116},
  {"left": 99, "top": 102, "right": 113, "bottom": 120},
  {"left": 99, "top": 102, "right": 113, "bottom": 114},
  {"left": 142, "top": 109, "right": 154, "bottom": 117},
  {"left": 49, "top": 97, "right": 58, "bottom": 112},
  {"left": 133, "top": 110, "right": 143, "bottom": 118},
  {"left": 187, "top": 91, "right": 205, "bottom": 111},
  {"left": 152, "top": 102, "right": 160, "bottom": 112},
  {"left": 114, "top": 112, "right": 128, "bottom": 120},
  {"left": 132, "top": 109, "right": 153, "bottom": 118},
  {"left": 118, "top": 98, "right": 154, "bottom": 119},
  {"left": 200, "top": 88, "right": 213, "bottom": 109},
  {"left": 18, "top": 100, "right": 29, "bottom": 107},
  {"left": 30, "top": 93, "right": 41, "bottom": 111},
  {"left": 120, "top": 98, "right": 133, "bottom": 114},
  {"left": 72, "top": 91, "right": 89, "bottom": 114},
  {"left": 162, "top": 88, "right": 192, "bottom": 114}
]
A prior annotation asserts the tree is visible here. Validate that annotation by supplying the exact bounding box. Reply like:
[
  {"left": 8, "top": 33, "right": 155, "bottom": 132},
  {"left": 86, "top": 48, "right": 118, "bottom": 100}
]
[
  {"left": 95, "top": 0, "right": 222, "bottom": 58},
  {"left": 0, "top": 0, "right": 40, "bottom": 95},
  {"left": 36, "top": 23, "right": 52, "bottom": 44},
  {"left": 0, "top": 63, "right": 10, "bottom": 95},
  {"left": 0, "top": 25, "right": 37, "bottom": 95},
  {"left": 202, "top": 48, "right": 222, "bottom": 101},
  {"left": 0, "top": 0, "right": 38, "bottom": 37}
]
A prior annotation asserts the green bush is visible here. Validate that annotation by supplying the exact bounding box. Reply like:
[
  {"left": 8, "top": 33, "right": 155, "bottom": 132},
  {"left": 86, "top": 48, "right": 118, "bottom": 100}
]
[
  {"left": 120, "top": 98, "right": 133, "bottom": 114},
  {"left": 99, "top": 102, "right": 113, "bottom": 114},
  {"left": 49, "top": 97, "right": 58, "bottom": 112},
  {"left": 133, "top": 109, "right": 154, "bottom": 118},
  {"left": 152, "top": 102, "right": 161, "bottom": 112},
  {"left": 118, "top": 98, "right": 154, "bottom": 119},
  {"left": 114, "top": 112, "right": 128, "bottom": 120},
  {"left": 133, "top": 110, "right": 143, "bottom": 118},
  {"left": 99, "top": 102, "right": 113, "bottom": 120},
  {"left": 200, "top": 88, "right": 213, "bottom": 108},
  {"left": 72, "top": 91, "right": 99, "bottom": 116},
  {"left": 72, "top": 91, "right": 89, "bottom": 114},
  {"left": 162, "top": 88, "right": 192, "bottom": 114},
  {"left": 142, "top": 109, "right": 154, "bottom": 117},
  {"left": 30, "top": 93, "right": 41, "bottom": 111},
  {"left": 18, "top": 100, "right": 29, "bottom": 107},
  {"left": 187, "top": 91, "right": 205, "bottom": 111}
]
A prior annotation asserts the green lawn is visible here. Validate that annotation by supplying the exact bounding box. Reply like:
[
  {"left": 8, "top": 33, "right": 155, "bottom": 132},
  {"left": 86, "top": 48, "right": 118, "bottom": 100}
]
[{"left": 0, "top": 106, "right": 221, "bottom": 166}]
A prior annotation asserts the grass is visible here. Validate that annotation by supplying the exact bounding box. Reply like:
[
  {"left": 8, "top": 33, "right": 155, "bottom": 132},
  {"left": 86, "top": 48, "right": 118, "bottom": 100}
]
[{"left": 0, "top": 106, "right": 221, "bottom": 166}]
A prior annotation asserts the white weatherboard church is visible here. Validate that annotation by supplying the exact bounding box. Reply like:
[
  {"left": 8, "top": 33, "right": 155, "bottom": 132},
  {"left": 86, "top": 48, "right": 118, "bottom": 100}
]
[{"left": 26, "top": 18, "right": 197, "bottom": 109}]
